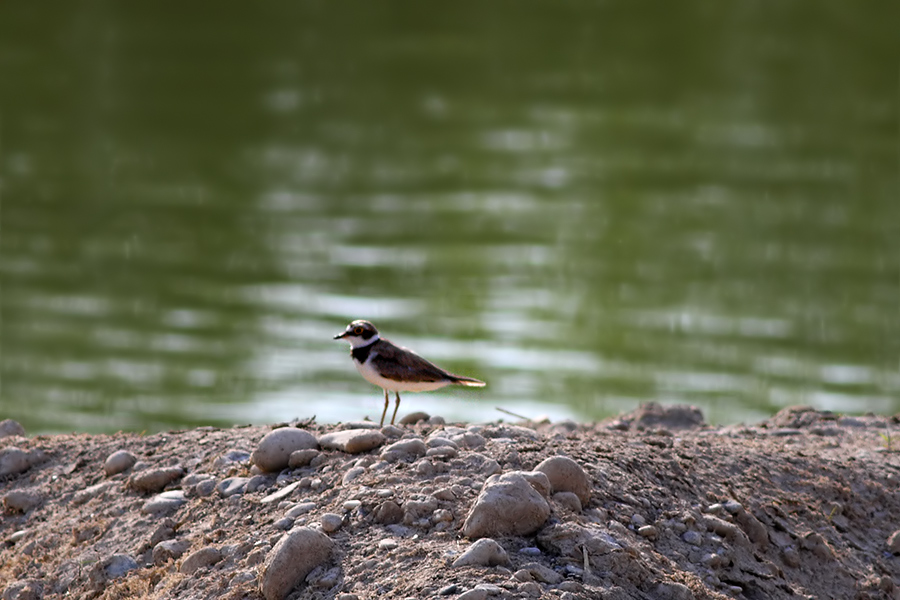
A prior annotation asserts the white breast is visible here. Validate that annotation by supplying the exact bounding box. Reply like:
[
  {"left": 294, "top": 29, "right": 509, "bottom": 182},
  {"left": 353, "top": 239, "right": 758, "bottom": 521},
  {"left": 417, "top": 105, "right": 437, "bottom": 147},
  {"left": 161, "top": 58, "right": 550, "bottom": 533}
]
[{"left": 355, "top": 357, "right": 452, "bottom": 393}]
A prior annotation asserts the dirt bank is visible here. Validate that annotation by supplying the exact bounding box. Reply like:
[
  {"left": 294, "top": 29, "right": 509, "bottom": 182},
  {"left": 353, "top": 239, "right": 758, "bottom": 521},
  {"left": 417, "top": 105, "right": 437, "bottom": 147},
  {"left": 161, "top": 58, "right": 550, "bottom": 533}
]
[{"left": 2, "top": 404, "right": 900, "bottom": 600}]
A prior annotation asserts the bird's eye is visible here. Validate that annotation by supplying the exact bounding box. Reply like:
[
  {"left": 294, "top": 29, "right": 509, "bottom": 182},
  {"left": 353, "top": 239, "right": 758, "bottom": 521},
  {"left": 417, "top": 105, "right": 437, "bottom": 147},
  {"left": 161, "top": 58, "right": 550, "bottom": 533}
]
[{"left": 354, "top": 327, "right": 364, "bottom": 335}]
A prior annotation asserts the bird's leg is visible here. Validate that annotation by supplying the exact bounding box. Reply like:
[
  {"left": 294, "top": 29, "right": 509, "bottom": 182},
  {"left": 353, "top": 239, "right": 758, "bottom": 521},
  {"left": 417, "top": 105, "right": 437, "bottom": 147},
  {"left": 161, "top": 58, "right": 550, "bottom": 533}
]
[
  {"left": 391, "top": 391, "right": 401, "bottom": 425},
  {"left": 380, "top": 389, "right": 389, "bottom": 427}
]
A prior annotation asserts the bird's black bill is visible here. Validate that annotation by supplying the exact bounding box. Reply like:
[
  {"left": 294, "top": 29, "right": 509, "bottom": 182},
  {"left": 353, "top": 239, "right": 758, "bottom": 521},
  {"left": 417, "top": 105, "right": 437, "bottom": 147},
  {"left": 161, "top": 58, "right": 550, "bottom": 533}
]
[{"left": 334, "top": 332, "right": 348, "bottom": 339}]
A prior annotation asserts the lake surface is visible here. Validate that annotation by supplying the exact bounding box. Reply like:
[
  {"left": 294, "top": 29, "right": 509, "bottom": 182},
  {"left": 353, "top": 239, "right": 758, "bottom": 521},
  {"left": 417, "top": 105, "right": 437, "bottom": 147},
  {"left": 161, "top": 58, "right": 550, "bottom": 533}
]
[{"left": 2, "top": 2, "right": 898, "bottom": 433}]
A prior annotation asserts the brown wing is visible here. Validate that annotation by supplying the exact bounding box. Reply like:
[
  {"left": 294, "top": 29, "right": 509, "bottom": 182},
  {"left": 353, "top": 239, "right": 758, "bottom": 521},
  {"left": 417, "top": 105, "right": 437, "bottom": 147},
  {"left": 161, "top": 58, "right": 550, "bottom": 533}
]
[{"left": 369, "top": 340, "right": 455, "bottom": 383}]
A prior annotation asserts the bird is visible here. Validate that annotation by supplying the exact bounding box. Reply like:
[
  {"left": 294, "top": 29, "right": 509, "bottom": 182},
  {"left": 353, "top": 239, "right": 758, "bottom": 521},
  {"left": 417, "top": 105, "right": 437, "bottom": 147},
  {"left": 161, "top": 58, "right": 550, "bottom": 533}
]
[{"left": 334, "top": 319, "right": 486, "bottom": 426}]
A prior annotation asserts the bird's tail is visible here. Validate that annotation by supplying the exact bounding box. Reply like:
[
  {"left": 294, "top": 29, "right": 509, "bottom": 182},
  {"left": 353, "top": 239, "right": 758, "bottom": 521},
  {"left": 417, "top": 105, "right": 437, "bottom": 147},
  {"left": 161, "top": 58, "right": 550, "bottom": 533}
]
[{"left": 452, "top": 375, "right": 486, "bottom": 387}]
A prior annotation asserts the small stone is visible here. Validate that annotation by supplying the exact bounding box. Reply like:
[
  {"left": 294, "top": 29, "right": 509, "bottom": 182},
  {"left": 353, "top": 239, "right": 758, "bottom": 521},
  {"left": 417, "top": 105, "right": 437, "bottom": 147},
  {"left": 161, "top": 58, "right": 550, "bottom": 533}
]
[
  {"left": 180, "top": 546, "right": 223, "bottom": 574},
  {"left": 518, "top": 547, "right": 541, "bottom": 556},
  {"left": 373, "top": 500, "right": 403, "bottom": 525},
  {"left": 520, "top": 562, "right": 563, "bottom": 584},
  {"left": 0, "top": 419, "right": 26, "bottom": 438},
  {"left": 343, "top": 500, "right": 362, "bottom": 511},
  {"left": 399, "top": 411, "right": 429, "bottom": 425},
  {"left": 518, "top": 581, "right": 542, "bottom": 597},
  {"left": 380, "top": 425, "right": 405, "bottom": 438},
  {"left": 261, "top": 481, "right": 302, "bottom": 504},
  {"left": 286, "top": 502, "right": 317, "bottom": 518},
  {"left": 104, "top": 554, "right": 139, "bottom": 579},
  {"left": 377, "top": 538, "right": 399, "bottom": 550},
  {"left": 462, "top": 472, "right": 551, "bottom": 539},
  {"left": 252, "top": 428, "right": 319, "bottom": 473},
  {"left": 428, "top": 415, "right": 446, "bottom": 425},
  {"left": 273, "top": 518, "right": 294, "bottom": 530},
  {"left": 638, "top": 525, "right": 659, "bottom": 539},
  {"left": 722, "top": 500, "right": 743, "bottom": 514},
  {"left": 128, "top": 467, "right": 185, "bottom": 493},
  {"left": 152, "top": 539, "right": 191, "bottom": 564},
  {"left": 73, "top": 481, "right": 116, "bottom": 506},
  {"left": 704, "top": 515, "right": 739, "bottom": 539},
  {"left": 552, "top": 491, "right": 583, "bottom": 513},
  {"left": 887, "top": 529, "right": 900, "bottom": 554},
  {"left": 432, "top": 509, "right": 453, "bottom": 523},
  {"left": 3, "top": 490, "right": 43, "bottom": 513},
  {"left": 380, "top": 438, "right": 427, "bottom": 462},
  {"left": 426, "top": 436, "right": 459, "bottom": 449},
  {"left": 456, "top": 590, "right": 488, "bottom": 600},
  {"left": 288, "top": 449, "right": 320, "bottom": 468},
  {"left": 247, "top": 474, "right": 269, "bottom": 493},
  {"left": 195, "top": 478, "right": 218, "bottom": 497},
  {"left": 212, "top": 449, "right": 251, "bottom": 470},
  {"left": 318, "top": 429, "right": 386, "bottom": 454},
  {"left": 0, "top": 447, "right": 44, "bottom": 477},
  {"left": 141, "top": 490, "right": 187, "bottom": 515},
  {"left": 342, "top": 466, "right": 366, "bottom": 485},
  {"left": 218, "top": 477, "right": 251, "bottom": 497},
  {"left": 682, "top": 530, "right": 702, "bottom": 546},
  {"left": 103, "top": 450, "right": 137, "bottom": 476},
  {"left": 426, "top": 446, "right": 458, "bottom": 459},
  {"left": 320, "top": 513, "right": 343, "bottom": 533},
  {"left": 452, "top": 538, "right": 510, "bottom": 567},
  {"left": 438, "top": 584, "right": 460, "bottom": 595},
  {"left": 259, "top": 527, "right": 335, "bottom": 600},
  {"left": 534, "top": 455, "right": 592, "bottom": 506}
]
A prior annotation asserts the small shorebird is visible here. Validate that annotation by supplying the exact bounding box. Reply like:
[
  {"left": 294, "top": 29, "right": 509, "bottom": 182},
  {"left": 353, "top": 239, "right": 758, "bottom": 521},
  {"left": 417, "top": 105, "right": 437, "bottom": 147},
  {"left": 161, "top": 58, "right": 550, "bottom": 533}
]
[{"left": 334, "top": 320, "right": 486, "bottom": 426}]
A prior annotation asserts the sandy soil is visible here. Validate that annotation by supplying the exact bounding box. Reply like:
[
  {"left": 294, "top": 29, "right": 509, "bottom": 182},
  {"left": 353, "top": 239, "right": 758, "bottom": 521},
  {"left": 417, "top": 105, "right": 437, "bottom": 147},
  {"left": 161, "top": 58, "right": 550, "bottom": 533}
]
[{"left": 2, "top": 404, "right": 900, "bottom": 600}]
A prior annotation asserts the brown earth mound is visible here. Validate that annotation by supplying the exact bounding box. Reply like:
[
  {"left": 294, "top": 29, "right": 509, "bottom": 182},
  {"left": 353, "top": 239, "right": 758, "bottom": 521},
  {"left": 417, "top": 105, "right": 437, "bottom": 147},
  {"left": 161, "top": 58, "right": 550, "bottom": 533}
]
[{"left": 2, "top": 404, "right": 900, "bottom": 600}]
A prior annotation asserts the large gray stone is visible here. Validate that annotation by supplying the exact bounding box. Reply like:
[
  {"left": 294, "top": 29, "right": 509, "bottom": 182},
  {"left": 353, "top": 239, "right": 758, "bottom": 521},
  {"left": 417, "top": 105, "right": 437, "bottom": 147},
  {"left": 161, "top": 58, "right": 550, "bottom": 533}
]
[
  {"left": 462, "top": 472, "right": 551, "bottom": 539},
  {"left": 252, "top": 428, "right": 319, "bottom": 472},
  {"left": 318, "top": 429, "right": 386, "bottom": 454},
  {"left": 259, "top": 527, "right": 335, "bottom": 600}
]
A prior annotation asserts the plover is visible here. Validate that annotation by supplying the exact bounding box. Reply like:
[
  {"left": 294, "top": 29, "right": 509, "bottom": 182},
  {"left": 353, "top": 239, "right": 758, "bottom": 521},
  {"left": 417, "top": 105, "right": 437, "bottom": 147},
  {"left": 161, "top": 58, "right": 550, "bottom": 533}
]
[{"left": 334, "top": 319, "right": 485, "bottom": 425}]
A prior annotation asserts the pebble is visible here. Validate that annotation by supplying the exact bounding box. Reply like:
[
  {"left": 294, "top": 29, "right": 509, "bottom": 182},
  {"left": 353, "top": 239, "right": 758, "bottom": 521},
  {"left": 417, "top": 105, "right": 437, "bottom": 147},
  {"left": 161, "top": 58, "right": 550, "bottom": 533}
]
[
  {"left": 342, "top": 466, "right": 366, "bottom": 485},
  {"left": 394, "top": 411, "right": 426, "bottom": 425},
  {"left": 432, "top": 509, "right": 453, "bottom": 523},
  {"left": 456, "top": 589, "right": 488, "bottom": 600},
  {"left": 552, "top": 491, "right": 583, "bottom": 513},
  {"left": 142, "top": 490, "right": 187, "bottom": 515},
  {"left": 286, "top": 502, "right": 317, "bottom": 518},
  {"left": 682, "top": 530, "right": 703, "bottom": 546},
  {"left": 194, "top": 478, "right": 218, "bottom": 497},
  {"left": 3, "top": 490, "right": 43, "bottom": 513},
  {"left": 218, "top": 477, "right": 251, "bottom": 497},
  {"left": 704, "top": 515, "right": 739, "bottom": 539},
  {"left": 638, "top": 525, "right": 659, "bottom": 539},
  {"left": 887, "top": 529, "right": 900, "bottom": 554},
  {"left": 452, "top": 538, "right": 510, "bottom": 567},
  {"left": 247, "top": 474, "right": 269, "bottom": 493},
  {"left": 426, "top": 436, "right": 458, "bottom": 449},
  {"left": 518, "top": 547, "right": 541, "bottom": 556},
  {"left": 128, "top": 466, "right": 185, "bottom": 493},
  {"left": 462, "top": 472, "right": 551, "bottom": 539},
  {"left": 104, "top": 554, "right": 139, "bottom": 579},
  {"left": 0, "top": 419, "right": 26, "bottom": 438},
  {"left": 426, "top": 446, "right": 458, "bottom": 459},
  {"left": 180, "top": 546, "right": 223, "bottom": 574},
  {"left": 273, "top": 517, "right": 294, "bottom": 530},
  {"left": 259, "top": 527, "right": 335, "bottom": 600},
  {"left": 374, "top": 500, "right": 404, "bottom": 525},
  {"left": 213, "top": 449, "right": 251, "bottom": 470},
  {"left": 519, "top": 562, "right": 563, "bottom": 584},
  {"left": 380, "top": 438, "right": 427, "bottom": 462},
  {"left": 722, "top": 500, "right": 743, "bottom": 515},
  {"left": 536, "top": 523, "right": 621, "bottom": 560},
  {"left": 343, "top": 500, "right": 362, "bottom": 511},
  {"left": 288, "top": 449, "right": 320, "bottom": 468},
  {"left": 73, "top": 481, "right": 117, "bottom": 506},
  {"left": 377, "top": 538, "right": 399, "bottom": 551},
  {"left": 152, "top": 539, "right": 191, "bottom": 564},
  {"left": 251, "top": 428, "right": 319, "bottom": 472},
  {"left": 439, "top": 584, "right": 460, "bottom": 595},
  {"left": 534, "top": 455, "right": 592, "bottom": 506},
  {"left": 261, "top": 481, "right": 302, "bottom": 504},
  {"left": 318, "top": 429, "right": 386, "bottom": 454},
  {"left": 103, "top": 450, "right": 137, "bottom": 476},
  {"left": 320, "top": 513, "right": 343, "bottom": 533},
  {"left": 518, "top": 581, "right": 542, "bottom": 597},
  {"left": 0, "top": 447, "right": 44, "bottom": 477}
]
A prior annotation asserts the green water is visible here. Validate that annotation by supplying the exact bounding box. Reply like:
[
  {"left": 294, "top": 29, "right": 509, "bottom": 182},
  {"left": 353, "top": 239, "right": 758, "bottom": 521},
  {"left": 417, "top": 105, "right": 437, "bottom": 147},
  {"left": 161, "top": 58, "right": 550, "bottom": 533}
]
[{"left": 2, "top": 2, "right": 898, "bottom": 433}]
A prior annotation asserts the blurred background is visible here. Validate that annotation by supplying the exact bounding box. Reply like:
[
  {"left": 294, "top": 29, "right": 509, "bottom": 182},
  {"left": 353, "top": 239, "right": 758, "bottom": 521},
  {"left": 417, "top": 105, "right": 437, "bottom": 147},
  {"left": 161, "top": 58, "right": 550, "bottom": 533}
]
[{"left": 1, "top": 1, "right": 897, "bottom": 434}]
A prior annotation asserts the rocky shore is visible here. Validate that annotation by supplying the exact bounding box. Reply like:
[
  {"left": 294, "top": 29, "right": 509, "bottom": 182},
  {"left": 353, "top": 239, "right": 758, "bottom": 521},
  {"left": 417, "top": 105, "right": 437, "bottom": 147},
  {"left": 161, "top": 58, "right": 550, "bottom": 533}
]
[{"left": 2, "top": 404, "right": 900, "bottom": 600}]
